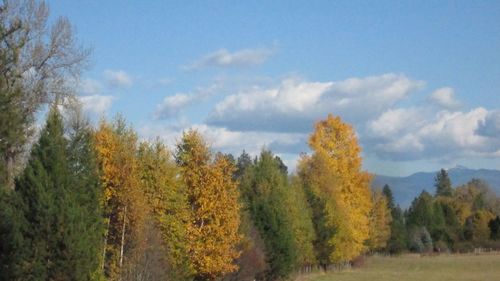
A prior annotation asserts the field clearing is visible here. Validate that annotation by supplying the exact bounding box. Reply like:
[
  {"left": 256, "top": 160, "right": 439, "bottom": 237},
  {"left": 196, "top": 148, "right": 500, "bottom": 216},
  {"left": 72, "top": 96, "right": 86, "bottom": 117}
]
[{"left": 297, "top": 253, "right": 500, "bottom": 281}]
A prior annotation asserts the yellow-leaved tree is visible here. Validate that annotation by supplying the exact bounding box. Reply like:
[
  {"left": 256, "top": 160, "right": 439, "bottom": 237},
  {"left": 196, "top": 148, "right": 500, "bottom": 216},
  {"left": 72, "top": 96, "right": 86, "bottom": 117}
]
[
  {"left": 176, "top": 130, "right": 241, "bottom": 280},
  {"left": 137, "top": 140, "right": 193, "bottom": 280},
  {"left": 367, "top": 190, "right": 392, "bottom": 251},
  {"left": 94, "top": 118, "right": 149, "bottom": 280},
  {"left": 299, "top": 114, "right": 373, "bottom": 264}
]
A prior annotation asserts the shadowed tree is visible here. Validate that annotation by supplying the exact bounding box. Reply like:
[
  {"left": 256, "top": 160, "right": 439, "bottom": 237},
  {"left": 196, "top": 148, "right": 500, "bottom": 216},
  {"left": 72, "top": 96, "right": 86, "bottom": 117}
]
[{"left": 435, "top": 169, "right": 453, "bottom": 197}]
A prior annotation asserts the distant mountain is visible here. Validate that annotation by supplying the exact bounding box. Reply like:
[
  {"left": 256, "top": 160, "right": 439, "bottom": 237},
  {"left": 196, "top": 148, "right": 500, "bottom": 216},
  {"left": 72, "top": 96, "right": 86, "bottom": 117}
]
[{"left": 372, "top": 166, "right": 500, "bottom": 208}]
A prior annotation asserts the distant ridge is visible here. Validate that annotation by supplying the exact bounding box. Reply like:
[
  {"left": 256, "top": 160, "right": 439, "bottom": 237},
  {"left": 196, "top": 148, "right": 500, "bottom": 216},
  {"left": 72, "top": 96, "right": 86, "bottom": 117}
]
[{"left": 372, "top": 166, "right": 500, "bottom": 208}]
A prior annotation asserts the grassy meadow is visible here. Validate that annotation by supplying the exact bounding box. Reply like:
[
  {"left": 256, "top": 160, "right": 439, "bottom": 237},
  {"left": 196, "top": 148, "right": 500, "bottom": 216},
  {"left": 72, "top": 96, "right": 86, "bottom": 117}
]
[{"left": 297, "top": 253, "right": 500, "bottom": 281}]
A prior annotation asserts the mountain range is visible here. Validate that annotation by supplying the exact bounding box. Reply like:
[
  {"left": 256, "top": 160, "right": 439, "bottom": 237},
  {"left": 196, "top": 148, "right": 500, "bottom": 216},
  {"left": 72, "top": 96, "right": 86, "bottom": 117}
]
[{"left": 372, "top": 166, "right": 500, "bottom": 208}]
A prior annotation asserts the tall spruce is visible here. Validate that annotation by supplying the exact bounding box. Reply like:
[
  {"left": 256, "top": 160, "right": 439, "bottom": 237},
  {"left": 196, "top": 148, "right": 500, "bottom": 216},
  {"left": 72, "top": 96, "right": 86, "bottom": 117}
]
[
  {"left": 239, "top": 150, "right": 297, "bottom": 280},
  {"left": 435, "top": 169, "right": 453, "bottom": 197},
  {"left": 5, "top": 107, "right": 102, "bottom": 280},
  {"left": 66, "top": 111, "right": 105, "bottom": 280}
]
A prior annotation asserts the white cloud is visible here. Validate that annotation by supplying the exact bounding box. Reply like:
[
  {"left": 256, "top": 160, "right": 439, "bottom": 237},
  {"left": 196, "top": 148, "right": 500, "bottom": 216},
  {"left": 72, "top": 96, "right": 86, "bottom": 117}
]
[
  {"left": 155, "top": 82, "right": 223, "bottom": 119},
  {"left": 104, "top": 70, "right": 133, "bottom": 87},
  {"left": 429, "top": 87, "right": 461, "bottom": 109},
  {"left": 79, "top": 95, "right": 114, "bottom": 115},
  {"left": 155, "top": 93, "right": 196, "bottom": 119},
  {"left": 144, "top": 73, "right": 500, "bottom": 167},
  {"left": 79, "top": 79, "right": 103, "bottom": 95},
  {"left": 138, "top": 123, "right": 306, "bottom": 171},
  {"left": 368, "top": 107, "right": 500, "bottom": 160},
  {"left": 185, "top": 46, "right": 276, "bottom": 70},
  {"left": 477, "top": 110, "right": 500, "bottom": 138},
  {"left": 207, "top": 73, "right": 424, "bottom": 132}
]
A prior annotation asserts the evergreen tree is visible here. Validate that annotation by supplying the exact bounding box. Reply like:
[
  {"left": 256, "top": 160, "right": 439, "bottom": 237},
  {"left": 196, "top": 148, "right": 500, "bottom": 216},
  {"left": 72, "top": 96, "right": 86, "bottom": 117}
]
[
  {"left": 488, "top": 216, "right": 500, "bottom": 240},
  {"left": 3, "top": 107, "right": 102, "bottom": 280},
  {"left": 0, "top": 186, "right": 28, "bottom": 280},
  {"left": 435, "top": 169, "right": 453, "bottom": 197},
  {"left": 382, "top": 184, "right": 395, "bottom": 210},
  {"left": 386, "top": 205, "right": 408, "bottom": 254},
  {"left": 14, "top": 107, "right": 70, "bottom": 280},
  {"left": 235, "top": 150, "right": 253, "bottom": 179},
  {"left": 406, "top": 190, "right": 446, "bottom": 242},
  {"left": 239, "top": 150, "right": 297, "bottom": 280},
  {"left": 65, "top": 111, "right": 105, "bottom": 280}
]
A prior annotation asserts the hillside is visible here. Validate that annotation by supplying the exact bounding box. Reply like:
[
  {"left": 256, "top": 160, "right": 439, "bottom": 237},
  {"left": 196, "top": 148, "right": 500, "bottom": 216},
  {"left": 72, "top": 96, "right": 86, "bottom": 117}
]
[{"left": 372, "top": 166, "right": 500, "bottom": 208}]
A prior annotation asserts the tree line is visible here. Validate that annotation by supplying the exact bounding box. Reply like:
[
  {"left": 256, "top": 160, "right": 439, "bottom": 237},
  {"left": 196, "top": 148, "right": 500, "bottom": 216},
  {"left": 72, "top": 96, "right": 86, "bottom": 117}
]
[
  {"left": 383, "top": 170, "right": 500, "bottom": 255},
  {"left": 1, "top": 1, "right": 500, "bottom": 280}
]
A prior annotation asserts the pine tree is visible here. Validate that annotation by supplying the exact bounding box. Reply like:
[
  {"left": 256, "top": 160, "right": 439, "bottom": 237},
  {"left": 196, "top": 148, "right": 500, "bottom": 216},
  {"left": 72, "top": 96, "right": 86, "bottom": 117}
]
[
  {"left": 14, "top": 107, "right": 70, "bottom": 280},
  {"left": 239, "top": 150, "right": 298, "bottom": 279},
  {"left": 235, "top": 150, "right": 253, "bottom": 179},
  {"left": 435, "top": 169, "right": 453, "bottom": 197},
  {"left": 176, "top": 130, "right": 241, "bottom": 280},
  {"left": 3, "top": 107, "right": 103, "bottom": 279},
  {"left": 382, "top": 184, "right": 395, "bottom": 210},
  {"left": 489, "top": 216, "right": 500, "bottom": 240},
  {"left": 386, "top": 205, "right": 408, "bottom": 254},
  {"left": 65, "top": 110, "right": 105, "bottom": 280}
]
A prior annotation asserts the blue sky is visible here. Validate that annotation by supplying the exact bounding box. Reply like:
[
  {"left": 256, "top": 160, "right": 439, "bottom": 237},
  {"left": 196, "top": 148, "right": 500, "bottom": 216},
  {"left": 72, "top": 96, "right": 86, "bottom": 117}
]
[{"left": 48, "top": 1, "right": 500, "bottom": 176}]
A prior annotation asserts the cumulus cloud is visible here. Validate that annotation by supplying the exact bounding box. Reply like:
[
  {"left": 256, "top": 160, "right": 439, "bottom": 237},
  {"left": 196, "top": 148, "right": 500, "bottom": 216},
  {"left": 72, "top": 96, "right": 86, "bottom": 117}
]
[
  {"left": 207, "top": 73, "right": 424, "bottom": 133},
  {"left": 185, "top": 46, "right": 276, "bottom": 70},
  {"left": 79, "top": 95, "right": 114, "bottom": 115},
  {"left": 368, "top": 107, "right": 500, "bottom": 160},
  {"left": 138, "top": 123, "right": 306, "bottom": 171},
  {"left": 477, "top": 110, "right": 500, "bottom": 138},
  {"left": 104, "top": 70, "right": 133, "bottom": 87},
  {"left": 145, "top": 73, "right": 499, "bottom": 167},
  {"left": 429, "top": 87, "right": 461, "bottom": 109}
]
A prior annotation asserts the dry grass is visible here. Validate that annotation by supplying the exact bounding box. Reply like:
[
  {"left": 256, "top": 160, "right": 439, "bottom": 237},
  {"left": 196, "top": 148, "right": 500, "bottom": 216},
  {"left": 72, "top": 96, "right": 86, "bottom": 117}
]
[{"left": 296, "top": 253, "right": 500, "bottom": 281}]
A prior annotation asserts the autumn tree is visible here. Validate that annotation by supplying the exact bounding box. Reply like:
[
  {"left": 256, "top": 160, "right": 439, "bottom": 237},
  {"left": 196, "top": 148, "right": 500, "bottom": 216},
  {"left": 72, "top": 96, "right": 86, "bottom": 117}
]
[
  {"left": 137, "top": 140, "right": 192, "bottom": 280},
  {"left": 287, "top": 175, "right": 317, "bottom": 268},
  {"left": 464, "top": 210, "right": 495, "bottom": 243},
  {"left": 367, "top": 190, "right": 392, "bottom": 251},
  {"left": 94, "top": 118, "right": 149, "bottom": 280},
  {"left": 299, "top": 114, "right": 373, "bottom": 264},
  {"left": 176, "top": 130, "right": 241, "bottom": 280}
]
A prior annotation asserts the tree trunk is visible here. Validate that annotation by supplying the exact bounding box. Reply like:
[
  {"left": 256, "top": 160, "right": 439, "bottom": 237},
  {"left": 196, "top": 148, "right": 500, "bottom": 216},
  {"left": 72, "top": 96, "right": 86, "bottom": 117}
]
[
  {"left": 102, "top": 215, "right": 111, "bottom": 272},
  {"left": 120, "top": 206, "right": 127, "bottom": 268}
]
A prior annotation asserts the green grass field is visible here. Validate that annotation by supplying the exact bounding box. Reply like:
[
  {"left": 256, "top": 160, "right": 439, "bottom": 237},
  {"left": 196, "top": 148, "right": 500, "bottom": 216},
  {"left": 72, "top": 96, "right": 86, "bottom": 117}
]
[{"left": 297, "top": 253, "right": 500, "bottom": 281}]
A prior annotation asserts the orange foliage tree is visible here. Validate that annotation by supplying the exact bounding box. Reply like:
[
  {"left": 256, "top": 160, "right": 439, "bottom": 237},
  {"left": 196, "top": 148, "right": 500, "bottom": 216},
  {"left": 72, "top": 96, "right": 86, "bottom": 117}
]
[{"left": 176, "top": 130, "right": 241, "bottom": 280}]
